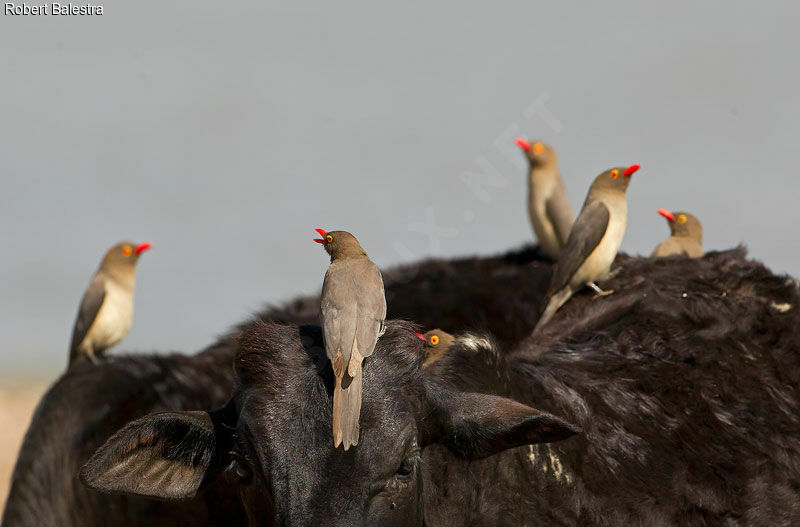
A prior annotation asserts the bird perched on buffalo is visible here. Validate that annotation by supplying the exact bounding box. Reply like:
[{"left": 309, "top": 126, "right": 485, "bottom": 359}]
[
  {"left": 534, "top": 165, "right": 640, "bottom": 333},
  {"left": 514, "top": 138, "right": 575, "bottom": 260},
  {"left": 419, "top": 329, "right": 455, "bottom": 366},
  {"left": 651, "top": 209, "right": 704, "bottom": 258},
  {"left": 69, "top": 241, "right": 151, "bottom": 366},
  {"left": 314, "top": 229, "right": 386, "bottom": 450}
]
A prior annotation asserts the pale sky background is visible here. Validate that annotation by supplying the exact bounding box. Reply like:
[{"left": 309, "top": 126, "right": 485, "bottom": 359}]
[{"left": 1, "top": 1, "right": 798, "bottom": 378}]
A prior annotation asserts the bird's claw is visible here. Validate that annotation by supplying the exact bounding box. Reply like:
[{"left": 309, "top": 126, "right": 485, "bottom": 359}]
[{"left": 587, "top": 281, "right": 614, "bottom": 298}]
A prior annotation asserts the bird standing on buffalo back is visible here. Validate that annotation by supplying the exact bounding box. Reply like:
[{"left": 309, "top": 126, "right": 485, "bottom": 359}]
[
  {"left": 651, "top": 209, "right": 704, "bottom": 258},
  {"left": 534, "top": 165, "right": 640, "bottom": 333},
  {"left": 514, "top": 138, "right": 575, "bottom": 259},
  {"left": 314, "top": 229, "right": 386, "bottom": 450},
  {"left": 69, "top": 241, "right": 151, "bottom": 366}
]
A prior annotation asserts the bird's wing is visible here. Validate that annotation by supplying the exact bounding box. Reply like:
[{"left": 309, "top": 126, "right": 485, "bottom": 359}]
[
  {"left": 321, "top": 264, "right": 358, "bottom": 377},
  {"left": 353, "top": 261, "right": 386, "bottom": 364},
  {"left": 548, "top": 200, "right": 609, "bottom": 294},
  {"left": 69, "top": 273, "right": 107, "bottom": 358},
  {"left": 545, "top": 190, "right": 575, "bottom": 247}
]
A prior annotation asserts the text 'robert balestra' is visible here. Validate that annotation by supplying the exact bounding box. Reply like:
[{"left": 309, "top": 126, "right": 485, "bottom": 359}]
[{"left": 4, "top": 3, "right": 104, "bottom": 15}]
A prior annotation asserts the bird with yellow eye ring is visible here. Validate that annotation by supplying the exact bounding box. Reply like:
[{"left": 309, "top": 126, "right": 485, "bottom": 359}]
[
  {"left": 418, "top": 329, "right": 455, "bottom": 366},
  {"left": 651, "top": 209, "right": 704, "bottom": 258}
]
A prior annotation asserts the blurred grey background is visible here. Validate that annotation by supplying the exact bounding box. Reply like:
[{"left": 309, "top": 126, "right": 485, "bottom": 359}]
[{"left": 1, "top": 1, "right": 798, "bottom": 378}]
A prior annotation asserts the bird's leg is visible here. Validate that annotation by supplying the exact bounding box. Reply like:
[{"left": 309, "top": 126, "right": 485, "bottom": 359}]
[
  {"left": 587, "top": 282, "right": 614, "bottom": 297},
  {"left": 604, "top": 266, "right": 623, "bottom": 280},
  {"left": 87, "top": 351, "right": 101, "bottom": 365}
]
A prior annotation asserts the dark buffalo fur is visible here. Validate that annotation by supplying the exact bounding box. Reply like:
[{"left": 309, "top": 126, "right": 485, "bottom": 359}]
[
  {"left": 423, "top": 247, "right": 800, "bottom": 525},
  {"left": 3, "top": 244, "right": 551, "bottom": 526}
]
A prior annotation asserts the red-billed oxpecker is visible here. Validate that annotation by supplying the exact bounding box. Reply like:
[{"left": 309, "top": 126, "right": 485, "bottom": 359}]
[
  {"left": 419, "top": 329, "right": 455, "bottom": 366},
  {"left": 534, "top": 164, "right": 640, "bottom": 332},
  {"left": 651, "top": 209, "right": 704, "bottom": 258},
  {"left": 514, "top": 138, "right": 575, "bottom": 259},
  {"left": 69, "top": 241, "right": 151, "bottom": 366},
  {"left": 314, "top": 229, "right": 386, "bottom": 450}
]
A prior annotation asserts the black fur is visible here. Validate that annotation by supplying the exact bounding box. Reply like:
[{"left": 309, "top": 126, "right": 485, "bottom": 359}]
[{"left": 423, "top": 247, "right": 800, "bottom": 525}]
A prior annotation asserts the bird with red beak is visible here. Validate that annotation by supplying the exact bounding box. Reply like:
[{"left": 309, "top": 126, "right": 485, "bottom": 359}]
[
  {"left": 651, "top": 209, "right": 704, "bottom": 258},
  {"left": 69, "top": 241, "right": 151, "bottom": 366},
  {"left": 419, "top": 329, "right": 455, "bottom": 366},
  {"left": 514, "top": 138, "right": 575, "bottom": 259},
  {"left": 534, "top": 164, "right": 640, "bottom": 333},
  {"left": 314, "top": 229, "right": 386, "bottom": 450}
]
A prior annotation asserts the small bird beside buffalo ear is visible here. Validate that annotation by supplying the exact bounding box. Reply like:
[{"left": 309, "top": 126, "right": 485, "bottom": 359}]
[
  {"left": 315, "top": 229, "right": 386, "bottom": 450},
  {"left": 69, "top": 241, "right": 151, "bottom": 366},
  {"left": 651, "top": 209, "right": 704, "bottom": 258},
  {"left": 418, "top": 329, "right": 455, "bottom": 366},
  {"left": 534, "top": 164, "right": 640, "bottom": 333},
  {"left": 514, "top": 138, "right": 575, "bottom": 260}
]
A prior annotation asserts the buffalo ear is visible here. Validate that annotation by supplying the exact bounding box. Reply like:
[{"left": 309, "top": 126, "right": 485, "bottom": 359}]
[
  {"left": 423, "top": 384, "right": 580, "bottom": 459},
  {"left": 80, "top": 410, "right": 229, "bottom": 500}
]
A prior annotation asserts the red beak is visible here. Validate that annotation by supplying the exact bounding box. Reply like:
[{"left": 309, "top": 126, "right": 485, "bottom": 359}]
[
  {"left": 134, "top": 242, "right": 152, "bottom": 255},
  {"left": 514, "top": 137, "right": 531, "bottom": 152},
  {"left": 415, "top": 332, "right": 426, "bottom": 341},
  {"left": 623, "top": 164, "right": 640, "bottom": 177},
  {"left": 657, "top": 208, "right": 676, "bottom": 222},
  {"left": 313, "top": 228, "right": 327, "bottom": 244}
]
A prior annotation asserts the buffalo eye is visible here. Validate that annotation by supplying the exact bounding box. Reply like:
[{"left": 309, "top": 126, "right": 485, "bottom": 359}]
[
  {"left": 389, "top": 455, "right": 419, "bottom": 490},
  {"left": 396, "top": 458, "right": 414, "bottom": 477},
  {"left": 230, "top": 454, "right": 253, "bottom": 485}
]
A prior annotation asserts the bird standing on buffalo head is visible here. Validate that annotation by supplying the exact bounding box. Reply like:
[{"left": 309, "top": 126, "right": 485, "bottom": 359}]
[
  {"left": 420, "top": 329, "right": 455, "bottom": 366},
  {"left": 651, "top": 209, "right": 704, "bottom": 258},
  {"left": 69, "top": 241, "right": 151, "bottom": 366},
  {"left": 534, "top": 164, "right": 640, "bottom": 333},
  {"left": 514, "top": 138, "right": 575, "bottom": 260},
  {"left": 315, "top": 229, "right": 386, "bottom": 450}
]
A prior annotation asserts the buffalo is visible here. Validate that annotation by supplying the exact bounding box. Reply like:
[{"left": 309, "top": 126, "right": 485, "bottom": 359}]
[
  {"left": 2, "top": 244, "right": 551, "bottom": 526},
  {"left": 81, "top": 248, "right": 800, "bottom": 525}
]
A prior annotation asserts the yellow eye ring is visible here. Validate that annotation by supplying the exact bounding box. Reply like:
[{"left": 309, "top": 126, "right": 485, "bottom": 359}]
[
  {"left": 430, "top": 335, "right": 439, "bottom": 345},
  {"left": 610, "top": 170, "right": 619, "bottom": 179},
  {"left": 326, "top": 234, "right": 333, "bottom": 243},
  {"left": 122, "top": 246, "right": 133, "bottom": 257},
  {"left": 677, "top": 214, "right": 687, "bottom": 224},
  {"left": 532, "top": 143, "right": 545, "bottom": 155}
]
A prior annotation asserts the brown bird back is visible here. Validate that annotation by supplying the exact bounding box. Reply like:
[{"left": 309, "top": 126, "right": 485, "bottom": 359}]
[{"left": 318, "top": 231, "right": 386, "bottom": 449}]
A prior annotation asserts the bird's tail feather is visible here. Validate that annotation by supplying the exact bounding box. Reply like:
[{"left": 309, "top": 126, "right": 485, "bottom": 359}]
[
  {"left": 332, "top": 339, "right": 364, "bottom": 450},
  {"left": 533, "top": 287, "right": 573, "bottom": 334},
  {"left": 333, "top": 364, "right": 362, "bottom": 450}
]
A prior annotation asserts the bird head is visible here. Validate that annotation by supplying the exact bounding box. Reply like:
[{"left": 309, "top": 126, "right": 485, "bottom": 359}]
[
  {"left": 313, "top": 229, "right": 366, "bottom": 259},
  {"left": 514, "top": 138, "right": 555, "bottom": 167},
  {"left": 658, "top": 209, "right": 703, "bottom": 239},
  {"left": 591, "top": 164, "right": 640, "bottom": 192},
  {"left": 102, "top": 241, "right": 151, "bottom": 269},
  {"left": 420, "top": 329, "right": 456, "bottom": 366}
]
